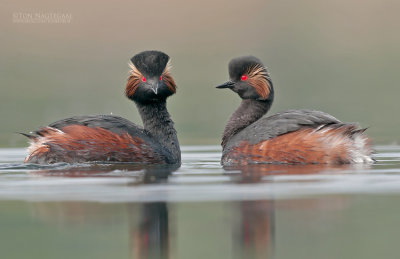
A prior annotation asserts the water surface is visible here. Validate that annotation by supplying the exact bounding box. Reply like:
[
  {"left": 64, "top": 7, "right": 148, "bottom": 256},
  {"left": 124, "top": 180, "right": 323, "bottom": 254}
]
[{"left": 1, "top": 146, "right": 400, "bottom": 259}]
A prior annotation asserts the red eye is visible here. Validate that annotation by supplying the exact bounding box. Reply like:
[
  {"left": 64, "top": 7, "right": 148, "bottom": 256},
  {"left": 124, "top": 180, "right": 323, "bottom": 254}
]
[
  {"left": 160, "top": 76, "right": 162, "bottom": 80},
  {"left": 241, "top": 75, "right": 247, "bottom": 81},
  {"left": 141, "top": 77, "right": 146, "bottom": 82}
]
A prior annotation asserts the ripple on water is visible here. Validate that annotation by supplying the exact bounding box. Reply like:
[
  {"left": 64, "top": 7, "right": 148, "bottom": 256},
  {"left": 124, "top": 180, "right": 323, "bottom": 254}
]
[{"left": 0, "top": 146, "right": 399, "bottom": 202}]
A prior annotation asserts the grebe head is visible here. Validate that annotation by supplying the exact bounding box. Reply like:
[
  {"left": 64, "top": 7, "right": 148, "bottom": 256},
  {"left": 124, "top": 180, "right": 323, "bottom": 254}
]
[
  {"left": 125, "top": 50, "right": 177, "bottom": 104},
  {"left": 216, "top": 56, "right": 274, "bottom": 102}
]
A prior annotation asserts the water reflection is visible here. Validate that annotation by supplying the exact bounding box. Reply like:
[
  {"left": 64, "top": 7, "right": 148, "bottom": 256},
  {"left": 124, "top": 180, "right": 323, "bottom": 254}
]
[
  {"left": 1, "top": 147, "right": 399, "bottom": 259},
  {"left": 223, "top": 163, "right": 369, "bottom": 183},
  {"left": 225, "top": 163, "right": 357, "bottom": 259},
  {"left": 27, "top": 196, "right": 352, "bottom": 259},
  {"left": 233, "top": 200, "right": 275, "bottom": 259},
  {"left": 232, "top": 197, "right": 351, "bottom": 259},
  {"left": 29, "top": 163, "right": 180, "bottom": 183},
  {"left": 130, "top": 203, "right": 169, "bottom": 259},
  {"left": 25, "top": 163, "right": 361, "bottom": 258}
]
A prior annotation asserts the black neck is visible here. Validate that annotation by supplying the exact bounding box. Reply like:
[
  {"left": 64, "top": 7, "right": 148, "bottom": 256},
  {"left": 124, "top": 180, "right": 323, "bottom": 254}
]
[
  {"left": 222, "top": 99, "right": 272, "bottom": 148},
  {"left": 135, "top": 100, "right": 180, "bottom": 164}
]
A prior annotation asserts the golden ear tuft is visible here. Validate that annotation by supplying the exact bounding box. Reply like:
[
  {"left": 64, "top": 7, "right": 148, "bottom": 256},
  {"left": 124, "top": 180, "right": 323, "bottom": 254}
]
[
  {"left": 246, "top": 65, "right": 272, "bottom": 100},
  {"left": 125, "top": 62, "right": 142, "bottom": 97},
  {"left": 161, "top": 60, "right": 177, "bottom": 93}
]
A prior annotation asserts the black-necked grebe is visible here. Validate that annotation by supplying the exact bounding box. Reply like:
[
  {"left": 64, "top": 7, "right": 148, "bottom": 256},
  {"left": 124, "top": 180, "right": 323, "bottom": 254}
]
[
  {"left": 24, "top": 50, "right": 180, "bottom": 165},
  {"left": 216, "top": 55, "right": 372, "bottom": 165}
]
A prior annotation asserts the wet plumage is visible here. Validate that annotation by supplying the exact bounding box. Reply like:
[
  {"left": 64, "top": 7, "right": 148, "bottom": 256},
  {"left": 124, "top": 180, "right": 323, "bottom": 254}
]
[
  {"left": 217, "top": 56, "right": 372, "bottom": 165},
  {"left": 24, "top": 51, "right": 180, "bottom": 165}
]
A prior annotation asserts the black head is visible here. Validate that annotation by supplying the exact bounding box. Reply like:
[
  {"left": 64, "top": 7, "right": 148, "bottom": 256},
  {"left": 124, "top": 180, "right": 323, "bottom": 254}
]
[
  {"left": 125, "top": 50, "right": 177, "bottom": 104},
  {"left": 216, "top": 55, "right": 274, "bottom": 102}
]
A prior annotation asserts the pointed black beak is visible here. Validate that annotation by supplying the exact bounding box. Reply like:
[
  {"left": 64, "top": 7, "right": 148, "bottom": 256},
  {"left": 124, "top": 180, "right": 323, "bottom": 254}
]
[
  {"left": 149, "top": 80, "right": 161, "bottom": 95},
  {"left": 150, "top": 84, "right": 158, "bottom": 95},
  {"left": 216, "top": 81, "right": 234, "bottom": 89}
]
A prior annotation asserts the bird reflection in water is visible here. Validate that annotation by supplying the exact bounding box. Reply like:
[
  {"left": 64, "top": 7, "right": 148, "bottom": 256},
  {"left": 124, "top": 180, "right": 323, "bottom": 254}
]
[
  {"left": 130, "top": 202, "right": 169, "bottom": 259},
  {"left": 29, "top": 164, "right": 176, "bottom": 259},
  {"left": 225, "top": 163, "right": 368, "bottom": 258},
  {"left": 232, "top": 200, "right": 275, "bottom": 259},
  {"left": 29, "top": 163, "right": 179, "bottom": 183},
  {"left": 223, "top": 163, "right": 368, "bottom": 183},
  {"left": 26, "top": 162, "right": 366, "bottom": 258}
]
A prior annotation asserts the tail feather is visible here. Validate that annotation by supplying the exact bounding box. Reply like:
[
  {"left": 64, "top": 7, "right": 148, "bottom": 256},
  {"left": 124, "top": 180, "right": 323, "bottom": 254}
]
[
  {"left": 317, "top": 124, "right": 373, "bottom": 164},
  {"left": 352, "top": 127, "right": 368, "bottom": 135}
]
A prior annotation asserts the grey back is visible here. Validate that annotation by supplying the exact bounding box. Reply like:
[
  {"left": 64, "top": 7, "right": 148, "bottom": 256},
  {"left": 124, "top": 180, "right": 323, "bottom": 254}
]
[{"left": 224, "top": 109, "right": 342, "bottom": 151}]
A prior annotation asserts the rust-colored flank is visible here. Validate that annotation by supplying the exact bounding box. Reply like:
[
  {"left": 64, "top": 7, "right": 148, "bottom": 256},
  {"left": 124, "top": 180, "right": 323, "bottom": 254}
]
[
  {"left": 25, "top": 125, "right": 164, "bottom": 163},
  {"left": 225, "top": 127, "right": 365, "bottom": 165}
]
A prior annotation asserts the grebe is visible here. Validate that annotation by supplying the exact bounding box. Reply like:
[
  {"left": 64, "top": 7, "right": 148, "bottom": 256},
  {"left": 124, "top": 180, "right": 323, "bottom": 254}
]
[
  {"left": 24, "top": 50, "right": 180, "bottom": 165},
  {"left": 216, "top": 56, "right": 373, "bottom": 165}
]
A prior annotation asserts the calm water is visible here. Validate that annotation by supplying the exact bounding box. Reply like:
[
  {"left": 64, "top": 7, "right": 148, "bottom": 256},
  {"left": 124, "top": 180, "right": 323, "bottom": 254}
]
[{"left": 1, "top": 145, "right": 400, "bottom": 259}]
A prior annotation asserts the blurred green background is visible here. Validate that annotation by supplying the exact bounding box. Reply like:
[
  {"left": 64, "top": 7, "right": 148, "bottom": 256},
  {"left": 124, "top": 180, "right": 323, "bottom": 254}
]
[{"left": 0, "top": 0, "right": 399, "bottom": 147}]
